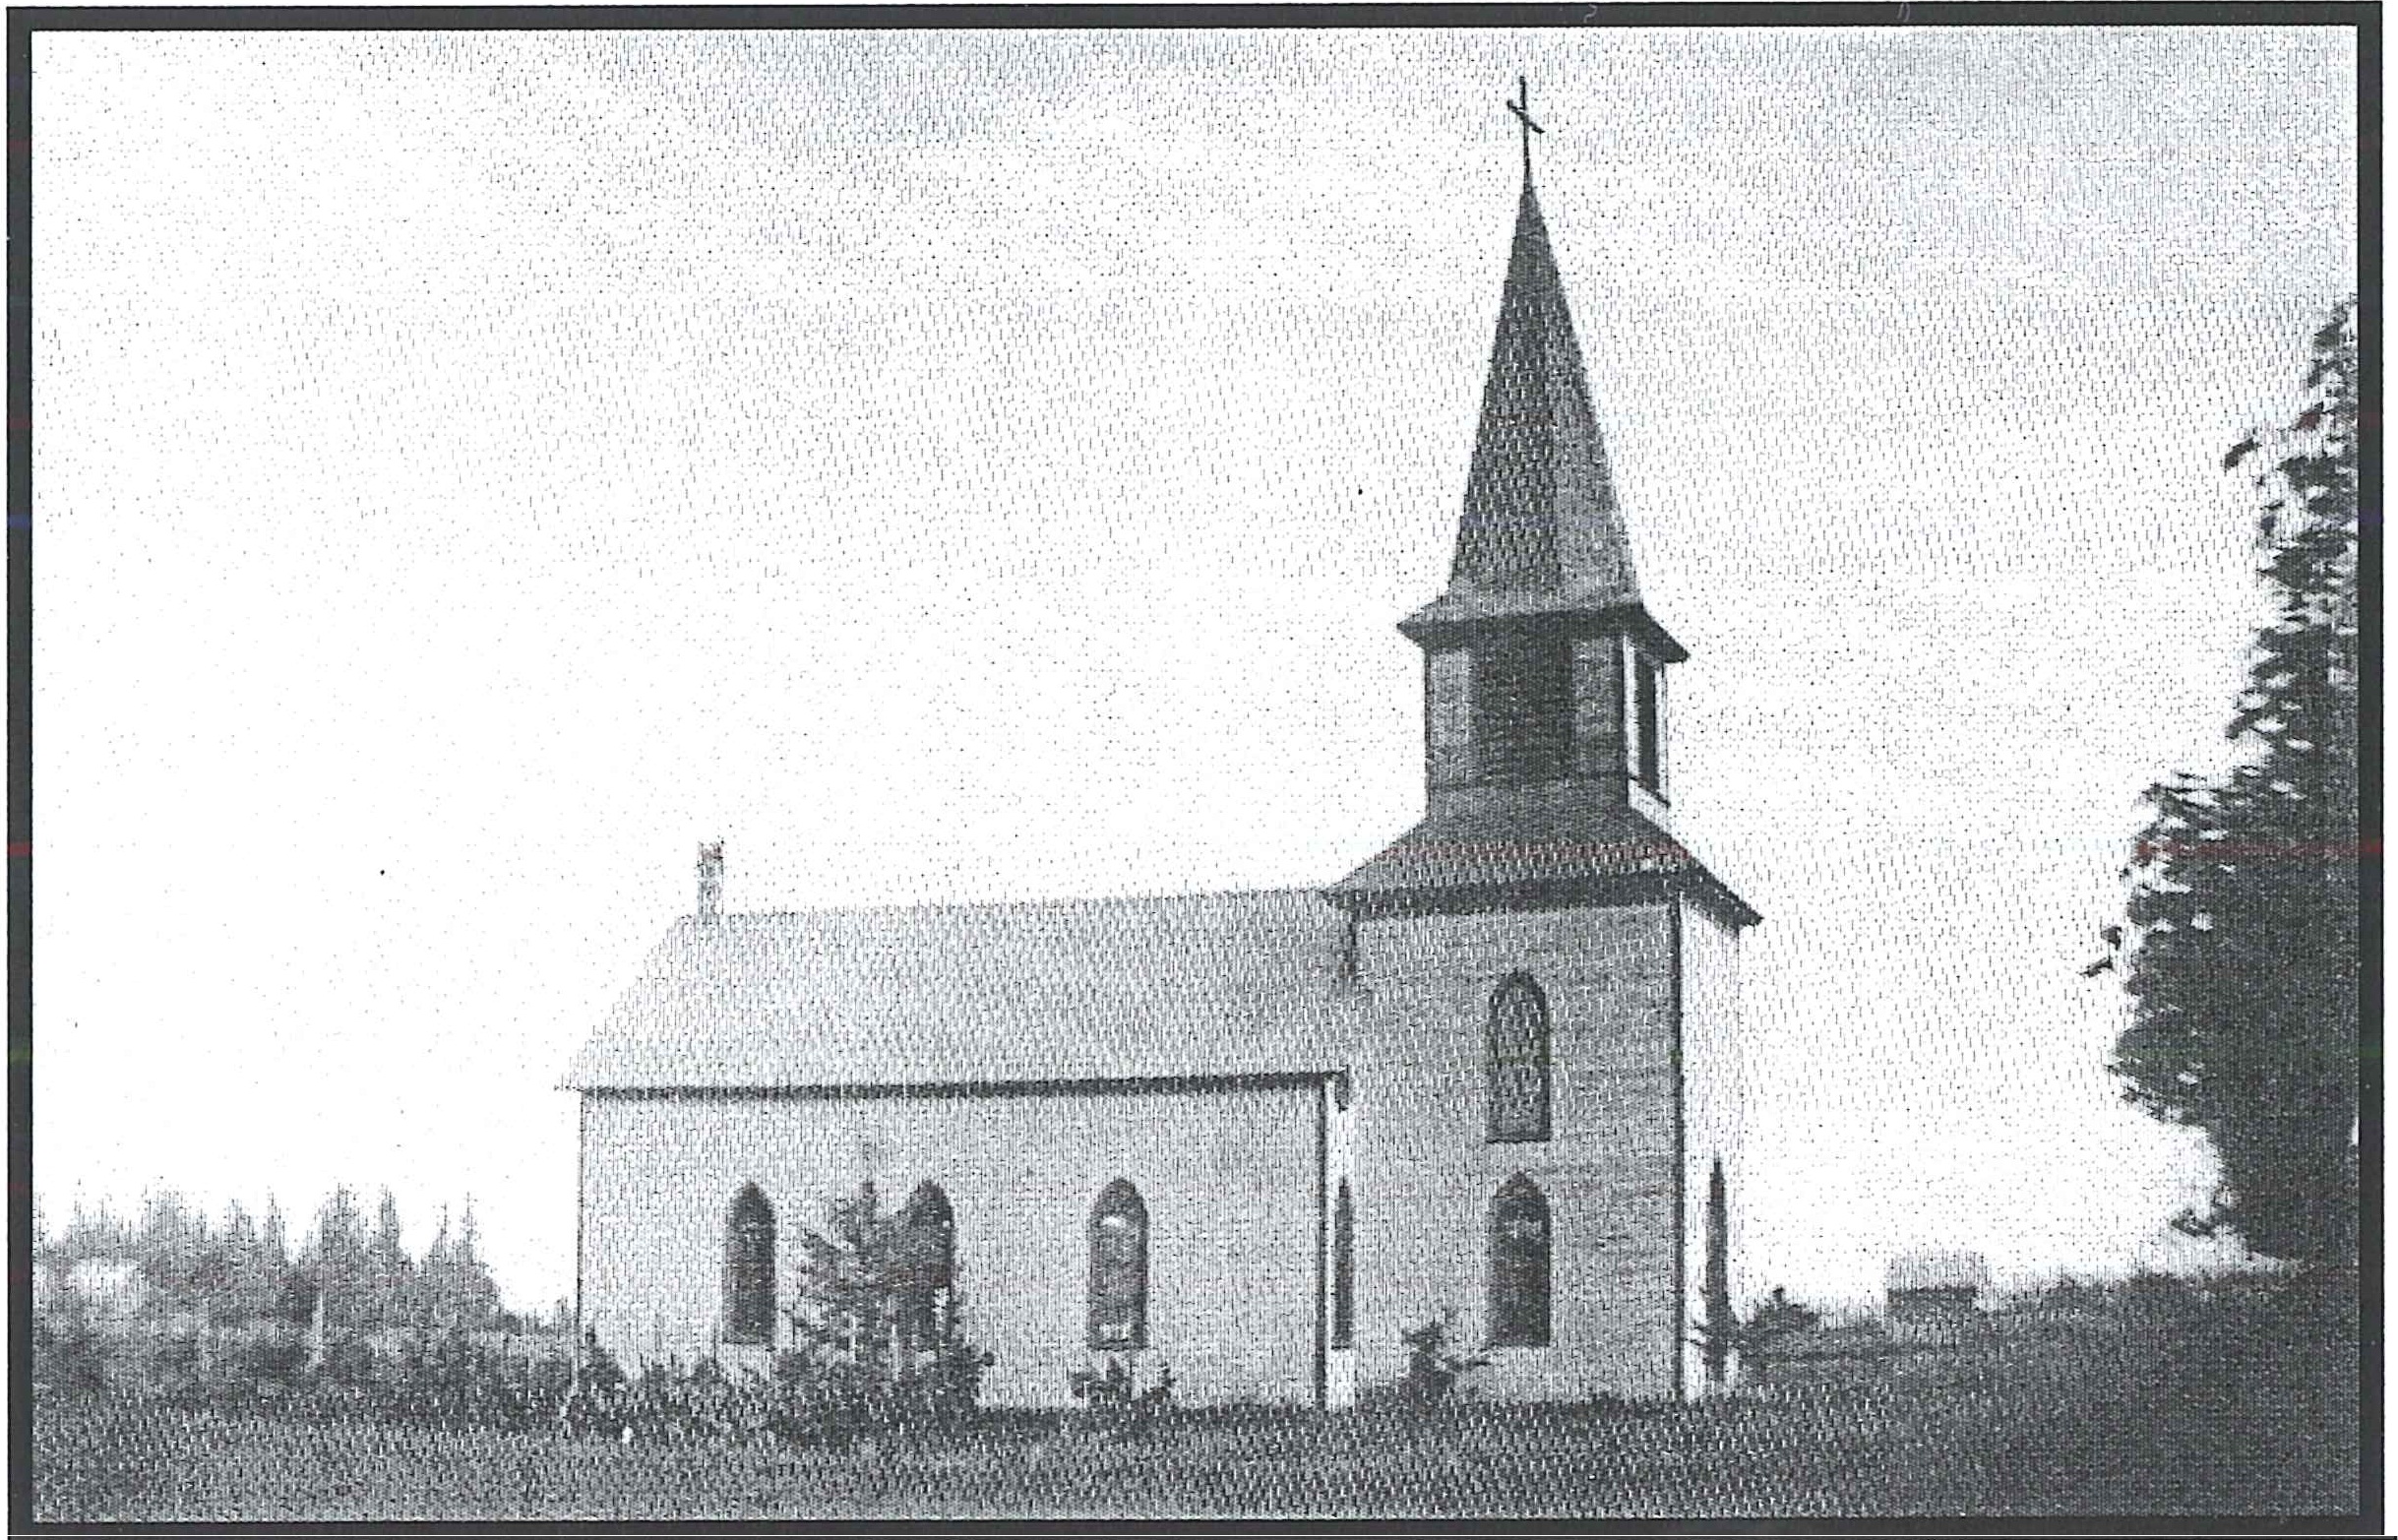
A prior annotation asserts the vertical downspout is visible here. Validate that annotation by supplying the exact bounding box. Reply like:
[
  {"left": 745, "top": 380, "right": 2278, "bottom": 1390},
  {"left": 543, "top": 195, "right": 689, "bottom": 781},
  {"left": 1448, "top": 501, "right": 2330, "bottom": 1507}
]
[
  {"left": 1669, "top": 895, "right": 1687, "bottom": 1402},
  {"left": 1314, "top": 1077, "right": 1329, "bottom": 1409}
]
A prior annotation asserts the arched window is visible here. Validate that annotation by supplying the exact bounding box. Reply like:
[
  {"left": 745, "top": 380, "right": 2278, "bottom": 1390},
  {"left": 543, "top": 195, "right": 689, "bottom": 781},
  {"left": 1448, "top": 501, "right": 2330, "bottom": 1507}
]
[
  {"left": 1702, "top": 1157, "right": 1732, "bottom": 1385},
  {"left": 1489, "top": 1174, "right": 1552, "bottom": 1347},
  {"left": 1088, "top": 1179, "right": 1148, "bottom": 1350},
  {"left": 1330, "top": 1178, "right": 1356, "bottom": 1350},
  {"left": 897, "top": 1181, "right": 956, "bottom": 1350},
  {"left": 723, "top": 1183, "right": 776, "bottom": 1346},
  {"left": 1488, "top": 974, "right": 1552, "bottom": 1142}
]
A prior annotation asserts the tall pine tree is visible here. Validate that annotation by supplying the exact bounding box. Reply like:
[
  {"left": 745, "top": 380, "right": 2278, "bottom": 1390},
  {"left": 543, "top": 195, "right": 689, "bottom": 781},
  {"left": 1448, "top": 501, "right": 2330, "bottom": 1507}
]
[
  {"left": 367, "top": 1188, "right": 414, "bottom": 1329},
  {"left": 2106, "top": 299, "right": 2361, "bottom": 1264},
  {"left": 304, "top": 1185, "right": 373, "bottom": 1333}
]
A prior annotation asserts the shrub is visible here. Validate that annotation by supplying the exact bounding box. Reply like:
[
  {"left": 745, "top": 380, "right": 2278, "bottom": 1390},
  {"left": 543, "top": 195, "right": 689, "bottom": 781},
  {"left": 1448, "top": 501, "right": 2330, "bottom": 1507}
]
[
  {"left": 778, "top": 1180, "right": 996, "bottom": 1442},
  {"left": 1066, "top": 1351, "right": 1175, "bottom": 1441},
  {"left": 1687, "top": 1286, "right": 1825, "bottom": 1378},
  {"left": 31, "top": 1309, "right": 110, "bottom": 1396},
  {"left": 1399, "top": 1311, "right": 1491, "bottom": 1403},
  {"left": 553, "top": 1331, "right": 988, "bottom": 1451},
  {"left": 2041, "top": 1273, "right": 2101, "bottom": 1311},
  {"left": 380, "top": 1326, "right": 569, "bottom": 1433}
]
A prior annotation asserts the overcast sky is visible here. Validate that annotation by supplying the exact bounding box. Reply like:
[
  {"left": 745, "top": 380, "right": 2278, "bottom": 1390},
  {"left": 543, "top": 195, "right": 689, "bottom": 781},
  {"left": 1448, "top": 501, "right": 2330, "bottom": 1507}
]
[{"left": 32, "top": 28, "right": 2356, "bottom": 1313}]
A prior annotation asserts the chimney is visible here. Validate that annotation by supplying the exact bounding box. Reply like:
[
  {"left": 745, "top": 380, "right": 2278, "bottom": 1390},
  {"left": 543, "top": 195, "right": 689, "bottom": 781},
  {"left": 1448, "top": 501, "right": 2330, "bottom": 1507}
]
[{"left": 697, "top": 840, "right": 724, "bottom": 922}]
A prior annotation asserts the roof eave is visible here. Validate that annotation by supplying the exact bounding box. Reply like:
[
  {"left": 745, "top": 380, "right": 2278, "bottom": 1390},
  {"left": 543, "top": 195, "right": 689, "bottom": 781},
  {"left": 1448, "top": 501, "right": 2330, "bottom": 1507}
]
[{"left": 1397, "top": 599, "right": 1689, "bottom": 664}]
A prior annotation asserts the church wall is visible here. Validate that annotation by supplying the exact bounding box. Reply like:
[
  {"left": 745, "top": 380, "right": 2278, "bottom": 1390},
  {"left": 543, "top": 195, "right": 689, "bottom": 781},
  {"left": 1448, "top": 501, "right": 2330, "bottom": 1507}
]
[
  {"left": 1678, "top": 894, "right": 1748, "bottom": 1398},
  {"left": 579, "top": 1080, "right": 1325, "bottom": 1408},
  {"left": 1349, "top": 899, "right": 1680, "bottom": 1402}
]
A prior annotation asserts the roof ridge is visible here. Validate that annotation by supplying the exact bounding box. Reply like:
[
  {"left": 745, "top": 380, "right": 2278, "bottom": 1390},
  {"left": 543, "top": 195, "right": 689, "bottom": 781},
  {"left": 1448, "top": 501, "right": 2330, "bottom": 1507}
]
[{"left": 680, "top": 883, "right": 1332, "bottom": 924}]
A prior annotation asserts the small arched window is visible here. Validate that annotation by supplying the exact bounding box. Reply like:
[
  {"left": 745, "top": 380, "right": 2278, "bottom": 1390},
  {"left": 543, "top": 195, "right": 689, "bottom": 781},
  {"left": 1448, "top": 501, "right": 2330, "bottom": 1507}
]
[
  {"left": 1488, "top": 974, "right": 1552, "bottom": 1142},
  {"left": 1088, "top": 1179, "right": 1148, "bottom": 1350},
  {"left": 1330, "top": 1178, "right": 1356, "bottom": 1350},
  {"left": 898, "top": 1181, "right": 956, "bottom": 1350},
  {"left": 723, "top": 1183, "right": 776, "bottom": 1346},
  {"left": 1489, "top": 1174, "right": 1552, "bottom": 1348}
]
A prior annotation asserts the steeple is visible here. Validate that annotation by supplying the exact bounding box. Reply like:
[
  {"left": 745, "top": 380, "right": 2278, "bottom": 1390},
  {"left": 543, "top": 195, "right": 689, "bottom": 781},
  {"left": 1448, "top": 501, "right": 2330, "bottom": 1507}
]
[
  {"left": 1402, "top": 137, "right": 1660, "bottom": 641},
  {"left": 1445, "top": 174, "right": 1638, "bottom": 610},
  {"left": 1329, "top": 84, "right": 1752, "bottom": 929}
]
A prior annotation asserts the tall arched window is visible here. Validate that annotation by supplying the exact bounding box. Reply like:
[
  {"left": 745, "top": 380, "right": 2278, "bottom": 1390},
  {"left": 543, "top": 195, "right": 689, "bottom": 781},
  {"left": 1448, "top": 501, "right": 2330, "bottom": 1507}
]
[
  {"left": 723, "top": 1183, "right": 776, "bottom": 1346},
  {"left": 1702, "top": 1157, "right": 1732, "bottom": 1384},
  {"left": 1489, "top": 1174, "right": 1552, "bottom": 1347},
  {"left": 1488, "top": 974, "right": 1552, "bottom": 1142},
  {"left": 898, "top": 1181, "right": 956, "bottom": 1350},
  {"left": 1330, "top": 1178, "right": 1356, "bottom": 1350},
  {"left": 1088, "top": 1179, "right": 1148, "bottom": 1350}
]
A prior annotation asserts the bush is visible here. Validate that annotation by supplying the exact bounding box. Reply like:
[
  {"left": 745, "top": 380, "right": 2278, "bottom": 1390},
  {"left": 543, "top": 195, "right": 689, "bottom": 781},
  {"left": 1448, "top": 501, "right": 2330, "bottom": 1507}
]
[
  {"left": 2118, "top": 1270, "right": 2200, "bottom": 1314},
  {"left": 31, "top": 1310, "right": 110, "bottom": 1396},
  {"left": 778, "top": 1180, "right": 997, "bottom": 1442},
  {"left": 552, "top": 1330, "right": 991, "bottom": 1451},
  {"left": 380, "top": 1326, "right": 570, "bottom": 1433},
  {"left": 1066, "top": 1351, "right": 1175, "bottom": 1441},
  {"left": 1399, "top": 1311, "right": 1491, "bottom": 1403}
]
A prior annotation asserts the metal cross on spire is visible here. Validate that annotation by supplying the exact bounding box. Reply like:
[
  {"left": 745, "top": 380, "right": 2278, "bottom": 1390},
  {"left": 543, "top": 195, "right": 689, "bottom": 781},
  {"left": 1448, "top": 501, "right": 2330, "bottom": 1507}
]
[{"left": 1506, "top": 75, "right": 1544, "bottom": 179}]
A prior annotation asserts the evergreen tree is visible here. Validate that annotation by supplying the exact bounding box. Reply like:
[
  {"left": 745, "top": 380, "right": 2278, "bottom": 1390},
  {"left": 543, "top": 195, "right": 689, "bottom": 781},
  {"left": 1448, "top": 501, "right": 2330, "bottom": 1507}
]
[
  {"left": 367, "top": 1188, "right": 414, "bottom": 1329},
  {"left": 218, "top": 1199, "right": 282, "bottom": 1323},
  {"left": 57, "top": 1197, "right": 131, "bottom": 1261},
  {"left": 411, "top": 1203, "right": 456, "bottom": 1327},
  {"left": 304, "top": 1185, "right": 374, "bottom": 1333},
  {"left": 2103, "top": 298, "right": 2360, "bottom": 1265},
  {"left": 133, "top": 1187, "right": 217, "bottom": 1313},
  {"left": 453, "top": 1196, "right": 502, "bottom": 1327},
  {"left": 411, "top": 1198, "right": 503, "bottom": 1329},
  {"left": 261, "top": 1195, "right": 289, "bottom": 1269},
  {"left": 782, "top": 1180, "right": 987, "bottom": 1424},
  {"left": 787, "top": 1181, "right": 905, "bottom": 1374}
]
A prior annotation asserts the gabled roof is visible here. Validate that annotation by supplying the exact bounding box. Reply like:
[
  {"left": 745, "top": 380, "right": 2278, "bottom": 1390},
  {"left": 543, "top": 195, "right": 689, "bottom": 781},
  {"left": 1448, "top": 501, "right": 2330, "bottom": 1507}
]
[
  {"left": 564, "top": 889, "right": 1366, "bottom": 1092},
  {"left": 1327, "top": 799, "right": 1759, "bottom": 928},
  {"left": 1405, "top": 173, "right": 1649, "bottom": 637}
]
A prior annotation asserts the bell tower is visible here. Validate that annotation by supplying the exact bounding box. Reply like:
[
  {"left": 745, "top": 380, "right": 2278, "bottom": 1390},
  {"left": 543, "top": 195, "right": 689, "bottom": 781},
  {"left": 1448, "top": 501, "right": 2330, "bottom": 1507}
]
[
  {"left": 1326, "top": 83, "right": 1758, "bottom": 1407},
  {"left": 1333, "top": 92, "right": 1735, "bottom": 915},
  {"left": 1400, "top": 149, "right": 1683, "bottom": 831}
]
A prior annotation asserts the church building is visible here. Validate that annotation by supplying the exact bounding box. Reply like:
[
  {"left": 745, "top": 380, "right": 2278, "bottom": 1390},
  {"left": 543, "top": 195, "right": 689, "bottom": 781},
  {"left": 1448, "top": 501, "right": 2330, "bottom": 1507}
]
[{"left": 565, "top": 100, "right": 1759, "bottom": 1409}]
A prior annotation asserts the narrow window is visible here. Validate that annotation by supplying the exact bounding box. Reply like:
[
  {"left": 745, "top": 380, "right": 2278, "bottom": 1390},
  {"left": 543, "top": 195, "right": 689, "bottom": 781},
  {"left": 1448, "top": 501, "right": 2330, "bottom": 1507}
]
[
  {"left": 1570, "top": 638, "right": 1617, "bottom": 776},
  {"left": 1330, "top": 1179, "right": 1356, "bottom": 1350},
  {"left": 1635, "top": 654, "right": 1663, "bottom": 791},
  {"left": 1473, "top": 632, "right": 1571, "bottom": 783},
  {"left": 898, "top": 1182, "right": 955, "bottom": 1350},
  {"left": 1487, "top": 973, "right": 1553, "bottom": 1142},
  {"left": 1489, "top": 1175, "right": 1552, "bottom": 1348},
  {"left": 1088, "top": 1179, "right": 1148, "bottom": 1350},
  {"left": 1703, "top": 1158, "right": 1732, "bottom": 1385},
  {"left": 1428, "top": 648, "right": 1474, "bottom": 785},
  {"left": 722, "top": 1183, "right": 776, "bottom": 1346}
]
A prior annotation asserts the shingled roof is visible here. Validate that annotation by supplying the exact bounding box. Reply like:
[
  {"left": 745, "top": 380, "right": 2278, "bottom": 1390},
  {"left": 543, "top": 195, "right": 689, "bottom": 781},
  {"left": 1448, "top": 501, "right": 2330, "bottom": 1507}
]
[
  {"left": 565, "top": 889, "right": 1366, "bottom": 1092},
  {"left": 1405, "top": 172, "right": 1654, "bottom": 638},
  {"left": 1326, "top": 799, "right": 1759, "bottom": 926}
]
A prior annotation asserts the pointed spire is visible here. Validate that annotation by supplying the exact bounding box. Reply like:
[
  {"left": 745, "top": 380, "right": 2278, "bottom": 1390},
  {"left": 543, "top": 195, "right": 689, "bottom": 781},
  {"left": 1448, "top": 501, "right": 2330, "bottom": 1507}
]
[
  {"left": 1405, "top": 120, "right": 1650, "bottom": 639},
  {"left": 1450, "top": 172, "right": 1638, "bottom": 607}
]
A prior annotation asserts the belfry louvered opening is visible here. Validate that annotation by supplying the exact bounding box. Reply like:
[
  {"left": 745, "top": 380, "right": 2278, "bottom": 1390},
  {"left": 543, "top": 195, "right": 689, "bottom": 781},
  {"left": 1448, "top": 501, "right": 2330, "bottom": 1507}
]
[{"left": 1472, "top": 631, "right": 1572, "bottom": 783}]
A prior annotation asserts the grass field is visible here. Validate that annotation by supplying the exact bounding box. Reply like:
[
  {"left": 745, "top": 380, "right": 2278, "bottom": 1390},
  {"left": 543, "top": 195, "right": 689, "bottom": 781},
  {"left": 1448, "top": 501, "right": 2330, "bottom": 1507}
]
[{"left": 32, "top": 1271, "right": 2362, "bottom": 1520}]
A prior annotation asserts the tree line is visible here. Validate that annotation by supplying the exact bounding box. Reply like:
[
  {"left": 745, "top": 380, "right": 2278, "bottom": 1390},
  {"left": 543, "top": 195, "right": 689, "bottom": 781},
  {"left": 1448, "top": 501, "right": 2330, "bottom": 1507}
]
[{"left": 35, "top": 1184, "right": 526, "bottom": 1335}]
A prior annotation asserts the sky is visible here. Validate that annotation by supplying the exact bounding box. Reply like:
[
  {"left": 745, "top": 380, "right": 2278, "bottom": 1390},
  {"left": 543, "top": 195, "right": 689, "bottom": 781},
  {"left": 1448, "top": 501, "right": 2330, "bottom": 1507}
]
[{"left": 31, "top": 27, "right": 2357, "bottom": 1315}]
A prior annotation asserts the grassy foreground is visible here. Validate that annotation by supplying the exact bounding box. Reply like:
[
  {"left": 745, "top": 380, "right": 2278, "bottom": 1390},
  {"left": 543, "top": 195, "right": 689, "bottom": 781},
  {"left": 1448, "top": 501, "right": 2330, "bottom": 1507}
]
[{"left": 32, "top": 1270, "right": 2361, "bottom": 1520}]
